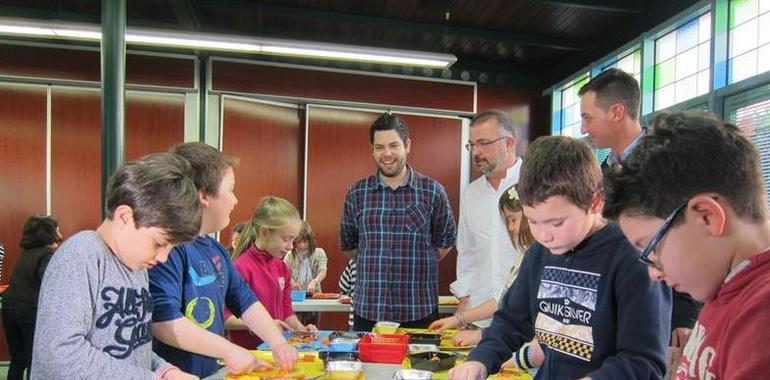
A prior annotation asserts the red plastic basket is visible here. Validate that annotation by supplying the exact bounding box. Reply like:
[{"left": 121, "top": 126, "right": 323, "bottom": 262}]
[{"left": 358, "top": 333, "right": 409, "bottom": 364}]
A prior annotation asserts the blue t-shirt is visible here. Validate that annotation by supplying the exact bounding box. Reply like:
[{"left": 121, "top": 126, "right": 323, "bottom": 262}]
[{"left": 149, "top": 235, "right": 258, "bottom": 377}]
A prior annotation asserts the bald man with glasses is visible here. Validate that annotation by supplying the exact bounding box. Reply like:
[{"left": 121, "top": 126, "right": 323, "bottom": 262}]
[{"left": 451, "top": 109, "right": 523, "bottom": 327}]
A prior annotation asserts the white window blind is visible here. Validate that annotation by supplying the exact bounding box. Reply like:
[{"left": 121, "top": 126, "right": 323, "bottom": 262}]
[{"left": 725, "top": 84, "right": 770, "bottom": 205}]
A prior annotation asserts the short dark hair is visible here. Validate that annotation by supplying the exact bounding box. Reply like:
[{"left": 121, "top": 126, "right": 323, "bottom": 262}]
[
  {"left": 470, "top": 109, "right": 516, "bottom": 138},
  {"left": 370, "top": 113, "right": 409, "bottom": 145},
  {"left": 20, "top": 215, "right": 60, "bottom": 250},
  {"left": 170, "top": 142, "right": 238, "bottom": 196},
  {"left": 518, "top": 136, "right": 602, "bottom": 211},
  {"left": 105, "top": 153, "right": 202, "bottom": 244},
  {"left": 603, "top": 112, "right": 767, "bottom": 223},
  {"left": 578, "top": 68, "right": 641, "bottom": 120}
]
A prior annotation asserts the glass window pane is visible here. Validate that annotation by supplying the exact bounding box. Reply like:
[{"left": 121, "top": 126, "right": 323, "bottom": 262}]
[
  {"left": 697, "top": 70, "right": 710, "bottom": 95},
  {"left": 730, "top": 18, "right": 759, "bottom": 57},
  {"left": 698, "top": 42, "right": 711, "bottom": 71},
  {"left": 657, "top": 32, "right": 676, "bottom": 62},
  {"left": 731, "top": 0, "right": 759, "bottom": 27},
  {"left": 656, "top": 59, "right": 676, "bottom": 88},
  {"left": 757, "top": 44, "right": 770, "bottom": 74},
  {"left": 655, "top": 85, "right": 675, "bottom": 110},
  {"left": 675, "top": 75, "right": 698, "bottom": 103},
  {"left": 562, "top": 87, "right": 575, "bottom": 105},
  {"left": 699, "top": 12, "right": 712, "bottom": 43},
  {"left": 676, "top": 47, "right": 699, "bottom": 78},
  {"left": 677, "top": 19, "right": 700, "bottom": 53},
  {"left": 731, "top": 50, "right": 758, "bottom": 82},
  {"left": 760, "top": 0, "right": 770, "bottom": 13},
  {"left": 633, "top": 50, "right": 642, "bottom": 72},
  {"left": 759, "top": 13, "right": 770, "bottom": 45}
]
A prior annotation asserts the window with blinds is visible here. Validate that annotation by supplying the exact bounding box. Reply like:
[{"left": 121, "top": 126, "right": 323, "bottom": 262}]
[{"left": 725, "top": 84, "right": 770, "bottom": 205}]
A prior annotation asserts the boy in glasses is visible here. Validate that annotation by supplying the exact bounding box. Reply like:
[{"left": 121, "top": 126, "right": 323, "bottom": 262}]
[
  {"left": 603, "top": 112, "right": 770, "bottom": 379},
  {"left": 450, "top": 136, "right": 671, "bottom": 380}
]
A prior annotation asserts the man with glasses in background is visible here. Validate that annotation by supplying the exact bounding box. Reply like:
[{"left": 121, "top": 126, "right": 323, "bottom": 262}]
[
  {"left": 451, "top": 109, "right": 522, "bottom": 327},
  {"left": 603, "top": 112, "right": 770, "bottom": 379}
]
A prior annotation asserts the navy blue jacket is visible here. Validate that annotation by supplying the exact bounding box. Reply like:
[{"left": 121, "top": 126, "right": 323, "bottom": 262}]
[{"left": 468, "top": 224, "right": 671, "bottom": 380}]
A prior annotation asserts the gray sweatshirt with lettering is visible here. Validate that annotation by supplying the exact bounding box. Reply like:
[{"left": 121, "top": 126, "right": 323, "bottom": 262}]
[{"left": 32, "top": 231, "right": 170, "bottom": 379}]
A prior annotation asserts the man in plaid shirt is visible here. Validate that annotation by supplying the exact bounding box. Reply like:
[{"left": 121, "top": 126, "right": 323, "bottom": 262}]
[{"left": 340, "top": 113, "right": 457, "bottom": 332}]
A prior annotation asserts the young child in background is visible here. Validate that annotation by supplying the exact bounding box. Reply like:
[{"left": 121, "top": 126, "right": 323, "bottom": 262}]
[
  {"left": 603, "top": 113, "right": 770, "bottom": 378},
  {"left": 338, "top": 259, "right": 357, "bottom": 331},
  {"left": 450, "top": 136, "right": 671, "bottom": 380},
  {"left": 150, "top": 143, "right": 297, "bottom": 378},
  {"left": 430, "top": 184, "right": 543, "bottom": 372},
  {"left": 32, "top": 153, "right": 201, "bottom": 380},
  {"left": 227, "top": 222, "right": 245, "bottom": 257},
  {"left": 284, "top": 221, "right": 328, "bottom": 325},
  {"left": 227, "top": 196, "right": 318, "bottom": 350},
  {"left": 3, "top": 215, "right": 62, "bottom": 380}
]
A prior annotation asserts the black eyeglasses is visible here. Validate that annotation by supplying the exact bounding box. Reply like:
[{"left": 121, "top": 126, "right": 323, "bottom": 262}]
[
  {"left": 465, "top": 136, "right": 509, "bottom": 151},
  {"left": 639, "top": 202, "right": 687, "bottom": 270}
]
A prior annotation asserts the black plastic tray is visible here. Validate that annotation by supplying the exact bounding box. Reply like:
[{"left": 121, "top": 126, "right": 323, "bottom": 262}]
[
  {"left": 406, "top": 332, "right": 442, "bottom": 345},
  {"left": 408, "top": 351, "right": 458, "bottom": 372},
  {"left": 318, "top": 350, "right": 360, "bottom": 365}
]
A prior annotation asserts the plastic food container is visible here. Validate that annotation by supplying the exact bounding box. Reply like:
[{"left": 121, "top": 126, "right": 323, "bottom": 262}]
[
  {"left": 392, "top": 369, "right": 433, "bottom": 380},
  {"left": 373, "top": 321, "right": 400, "bottom": 334},
  {"left": 325, "top": 360, "right": 364, "bottom": 380},
  {"left": 327, "top": 331, "right": 365, "bottom": 352},
  {"left": 408, "top": 344, "right": 438, "bottom": 354},
  {"left": 406, "top": 332, "right": 441, "bottom": 345},
  {"left": 318, "top": 350, "right": 359, "bottom": 365},
  {"left": 291, "top": 290, "right": 307, "bottom": 302},
  {"left": 408, "top": 351, "right": 459, "bottom": 372},
  {"left": 358, "top": 333, "right": 409, "bottom": 364}
]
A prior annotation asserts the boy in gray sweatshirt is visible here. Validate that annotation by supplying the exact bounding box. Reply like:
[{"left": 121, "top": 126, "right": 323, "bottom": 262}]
[{"left": 31, "top": 153, "right": 202, "bottom": 380}]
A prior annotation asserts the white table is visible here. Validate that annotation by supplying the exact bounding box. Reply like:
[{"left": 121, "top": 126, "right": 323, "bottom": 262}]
[{"left": 292, "top": 296, "right": 458, "bottom": 314}]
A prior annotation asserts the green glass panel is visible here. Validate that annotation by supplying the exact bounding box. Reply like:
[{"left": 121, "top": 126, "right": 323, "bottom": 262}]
[
  {"left": 730, "top": 0, "right": 758, "bottom": 28},
  {"left": 655, "top": 60, "right": 675, "bottom": 89}
]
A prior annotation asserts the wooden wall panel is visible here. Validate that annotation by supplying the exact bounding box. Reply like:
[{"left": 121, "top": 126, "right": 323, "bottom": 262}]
[
  {"left": 220, "top": 98, "right": 303, "bottom": 246},
  {"left": 0, "top": 44, "right": 195, "bottom": 88},
  {"left": 51, "top": 88, "right": 102, "bottom": 237},
  {"left": 305, "top": 107, "right": 379, "bottom": 330},
  {"left": 305, "top": 107, "right": 461, "bottom": 329},
  {"left": 212, "top": 60, "right": 475, "bottom": 113},
  {"left": 125, "top": 92, "right": 186, "bottom": 160},
  {"left": 0, "top": 84, "right": 48, "bottom": 361},
  {"left": 0, "top": 84, "right": 48, "bottom": 282}
]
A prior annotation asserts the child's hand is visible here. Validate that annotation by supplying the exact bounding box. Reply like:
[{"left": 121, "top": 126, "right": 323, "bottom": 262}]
[
  {"left": 274, "top": 319, "right": 292, "bottom": 331},
  {"left": 271, "top": 342, "right": 299, "bottom": 372},
  {"left": 223, "top": 347, "right": 271, "bottom": 375},
  {"left": 291, "top": 281, "right": 301, "bottom": 290},
  {"left": 161, "top": 368, "right": 200, "bottom": 380},
  {"left": 453, "top": 330, "right": 481, "bottom": 346},
  {"left": 448, "top": 361, "right": 487, "bottom": 380},
  {"left": 305, "top": 324, "right": 318, "bottom": 332},
  {"left": 429, "top": 316, "right": 460, "bottom": 332}
]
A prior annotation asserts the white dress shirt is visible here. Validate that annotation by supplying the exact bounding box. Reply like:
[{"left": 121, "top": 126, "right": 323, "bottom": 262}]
[{"left": 450, "top": 159, "right": 523, "bottom": 327}]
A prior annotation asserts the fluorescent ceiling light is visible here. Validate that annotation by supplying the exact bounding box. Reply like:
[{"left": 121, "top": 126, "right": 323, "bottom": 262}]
[{"left": 0, "top": 18, "right": 456, "bottom": 68}]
